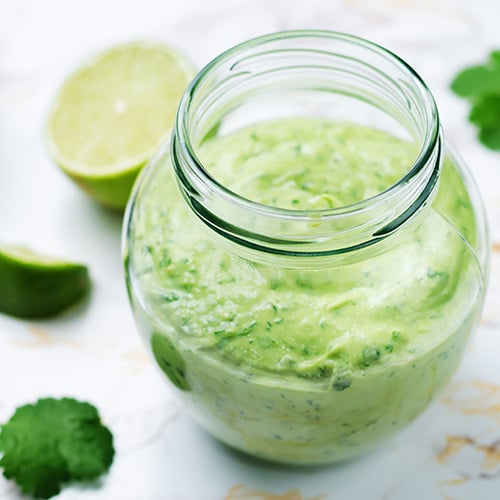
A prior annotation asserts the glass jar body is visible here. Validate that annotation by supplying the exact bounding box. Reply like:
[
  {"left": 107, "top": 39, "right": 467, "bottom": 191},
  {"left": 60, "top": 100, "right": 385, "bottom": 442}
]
[
  {"left": 124, "top": 31, "right": 488, "bottom": 465},
  {"left": 125, "top": 146, "right": 486, "bottom": 465}
]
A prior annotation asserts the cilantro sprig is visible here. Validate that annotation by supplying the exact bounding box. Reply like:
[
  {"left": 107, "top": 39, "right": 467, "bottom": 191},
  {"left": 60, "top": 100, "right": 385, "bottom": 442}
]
[
  {"left": 0, "top": 398, "right": 114, "bottom": 499},
  {"left": 451, "top": 51, "right": 500, "bottom": 150}
]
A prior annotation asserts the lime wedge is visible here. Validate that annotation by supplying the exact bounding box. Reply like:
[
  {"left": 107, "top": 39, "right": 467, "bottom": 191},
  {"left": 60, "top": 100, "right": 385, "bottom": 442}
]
[
  {"left": 45, "top": 42, "right": 195, "bottom": 210},
  {"left": 0, "top": 245, "right": 90, "bottom": 318}
]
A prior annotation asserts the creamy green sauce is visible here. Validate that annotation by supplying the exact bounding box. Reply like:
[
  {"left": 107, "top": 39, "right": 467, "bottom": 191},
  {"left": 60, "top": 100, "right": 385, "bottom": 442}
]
[
  {"left": 199, "top": 119, "right": 416, "bottom": 209},
  {"left": 129, "top": 118, "right": 482, "bottom": 464}
]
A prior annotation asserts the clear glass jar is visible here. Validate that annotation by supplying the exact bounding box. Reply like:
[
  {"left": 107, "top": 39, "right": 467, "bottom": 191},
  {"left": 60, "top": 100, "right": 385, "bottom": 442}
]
[{"left": 123, "top": 31, "right": 489, "bottom": 465}]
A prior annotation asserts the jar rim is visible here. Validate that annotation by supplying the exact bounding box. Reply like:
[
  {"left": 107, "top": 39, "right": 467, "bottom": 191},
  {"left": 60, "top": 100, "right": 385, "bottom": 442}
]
[
  {"left": 175, "top": 29, "right": 440, "bottom": 221},
  {"left": 172, "top": 29, "right": 442, "bottom": 257}
]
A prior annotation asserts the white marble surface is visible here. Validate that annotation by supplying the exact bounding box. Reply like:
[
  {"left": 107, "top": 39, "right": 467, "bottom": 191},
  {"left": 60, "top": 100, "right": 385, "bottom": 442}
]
[{"left": 1, "top": 0, "right": 500, "bottom": 499}]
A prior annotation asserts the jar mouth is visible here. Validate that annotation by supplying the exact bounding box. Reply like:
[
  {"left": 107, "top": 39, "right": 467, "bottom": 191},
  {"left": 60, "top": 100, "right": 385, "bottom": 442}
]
[{"left": 172, "top": 30, "right": 442, "bottom": 256}]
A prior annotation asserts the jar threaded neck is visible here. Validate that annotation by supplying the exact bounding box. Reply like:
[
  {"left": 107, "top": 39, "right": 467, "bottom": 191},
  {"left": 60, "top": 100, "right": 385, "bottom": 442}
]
[{"left": 172, "top": 30, "right": 442, "bottom": 257}]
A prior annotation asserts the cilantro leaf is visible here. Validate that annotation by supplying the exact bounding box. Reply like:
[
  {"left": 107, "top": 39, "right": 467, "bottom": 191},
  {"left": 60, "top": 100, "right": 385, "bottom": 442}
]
[
  {"left": 490, "top": 51, "right": 500, "bottom": 64},
  {"left": 450, "top": 64, "right": 500, "bottom": 97},
  {"left": 469, "top": 94, "right": 500, "bottom": 128},
  {"left": 479, "top": 127, "right": 500, "bottom": 150},
  {"left": 451, "top": 51, "right": 500, "bottom": 150},
  {"left": 0, "top": 398, "right": 114, "bottom": 499}
]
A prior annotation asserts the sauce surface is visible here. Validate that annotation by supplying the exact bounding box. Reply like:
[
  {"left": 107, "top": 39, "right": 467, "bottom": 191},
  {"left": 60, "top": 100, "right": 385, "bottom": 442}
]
[
  {"left": 130, "top": 117, "right": 481, "bottom": 463},
  {"left": 199, "top": 118, "right": 416, "bottom": 209}
]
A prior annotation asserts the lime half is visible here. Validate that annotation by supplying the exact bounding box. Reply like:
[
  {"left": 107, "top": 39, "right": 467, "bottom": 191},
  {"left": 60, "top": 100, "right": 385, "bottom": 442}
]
[
  {"left": 0, "top": 245, "right": 90, "bottom": 318},
  {"left": 46, "top": 42, "right": 195, "bottom": 210}
]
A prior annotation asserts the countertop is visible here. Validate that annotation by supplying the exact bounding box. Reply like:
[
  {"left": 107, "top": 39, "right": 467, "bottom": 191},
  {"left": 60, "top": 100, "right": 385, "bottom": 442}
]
[{"left": 1, "top": 0, "right": 500, "bottom": 498}]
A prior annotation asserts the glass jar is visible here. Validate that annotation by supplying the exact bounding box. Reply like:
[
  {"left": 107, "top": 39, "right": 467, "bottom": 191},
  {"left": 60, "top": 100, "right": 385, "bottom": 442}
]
[{"left": 123, "top": 31, "right": 489, "bottom": 465}]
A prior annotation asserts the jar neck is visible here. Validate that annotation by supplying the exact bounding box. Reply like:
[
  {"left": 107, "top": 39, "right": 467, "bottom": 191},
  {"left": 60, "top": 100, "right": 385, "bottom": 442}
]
[{"left": 171, "top": 30, "right": 442, "bottom": 258}]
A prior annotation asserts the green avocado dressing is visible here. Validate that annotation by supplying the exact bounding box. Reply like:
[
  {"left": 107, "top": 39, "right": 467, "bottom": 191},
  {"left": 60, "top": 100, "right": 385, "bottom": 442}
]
[
  {"left": 199, "top": 118, "right": 415, "bottom": 209},
  {"left": 131, "top": 117, "right": 482, "bottom": 463}
]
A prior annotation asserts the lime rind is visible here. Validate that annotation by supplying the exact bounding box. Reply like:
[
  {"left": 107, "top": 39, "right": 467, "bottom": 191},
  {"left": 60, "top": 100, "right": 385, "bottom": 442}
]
[
  {"left": 0, "top": 245, "right": 90, "bottom": 318},
  {"left": 1, "top": 245, "right": 71, "bottom": 267}
]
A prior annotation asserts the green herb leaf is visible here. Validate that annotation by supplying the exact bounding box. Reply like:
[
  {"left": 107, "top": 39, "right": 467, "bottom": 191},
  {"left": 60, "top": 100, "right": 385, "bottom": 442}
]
[
  {"left": 469, "top": 95, "right": 500, "bottom": 128},
  {"left": 451, "top": 51, "right": 500, "bottom": 150},
  {"left": 0, "top": 398, "right": 114, "bottom": 499},
  {"left": 451, "top": 64, "right": 500, "bottom": 97},
  {"left": 479, "top": 127, "right": 500, "bottom": 150}
]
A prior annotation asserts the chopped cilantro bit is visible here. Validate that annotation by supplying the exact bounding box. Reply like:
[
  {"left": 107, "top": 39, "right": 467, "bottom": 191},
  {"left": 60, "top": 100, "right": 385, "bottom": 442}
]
[
  {"left": 0, "top": 398, "right": 114, "bottom": 499},
  {"left": 361, "top": 346, "right": 381, "bottom": 366},
  {"left": 427, "top": 268, "right": 438, "bottom": 278},
  {"left": 391, "top": 331, "right": 403, "bottom": 341},
  {"left": 332, "top": 372, "right": 352, "bottom": 391},
  {"left": 162, "top": 291, "right": 179, "bottom": 302},
  {"left": 240, "top": 320, "right": 257, "bottom": 335}
]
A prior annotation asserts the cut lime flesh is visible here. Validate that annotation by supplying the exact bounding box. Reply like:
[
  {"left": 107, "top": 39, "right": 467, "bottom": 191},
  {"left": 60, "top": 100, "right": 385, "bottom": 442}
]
[{"left": 46, "top": 41, "right": 195, "bottom": 210}]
